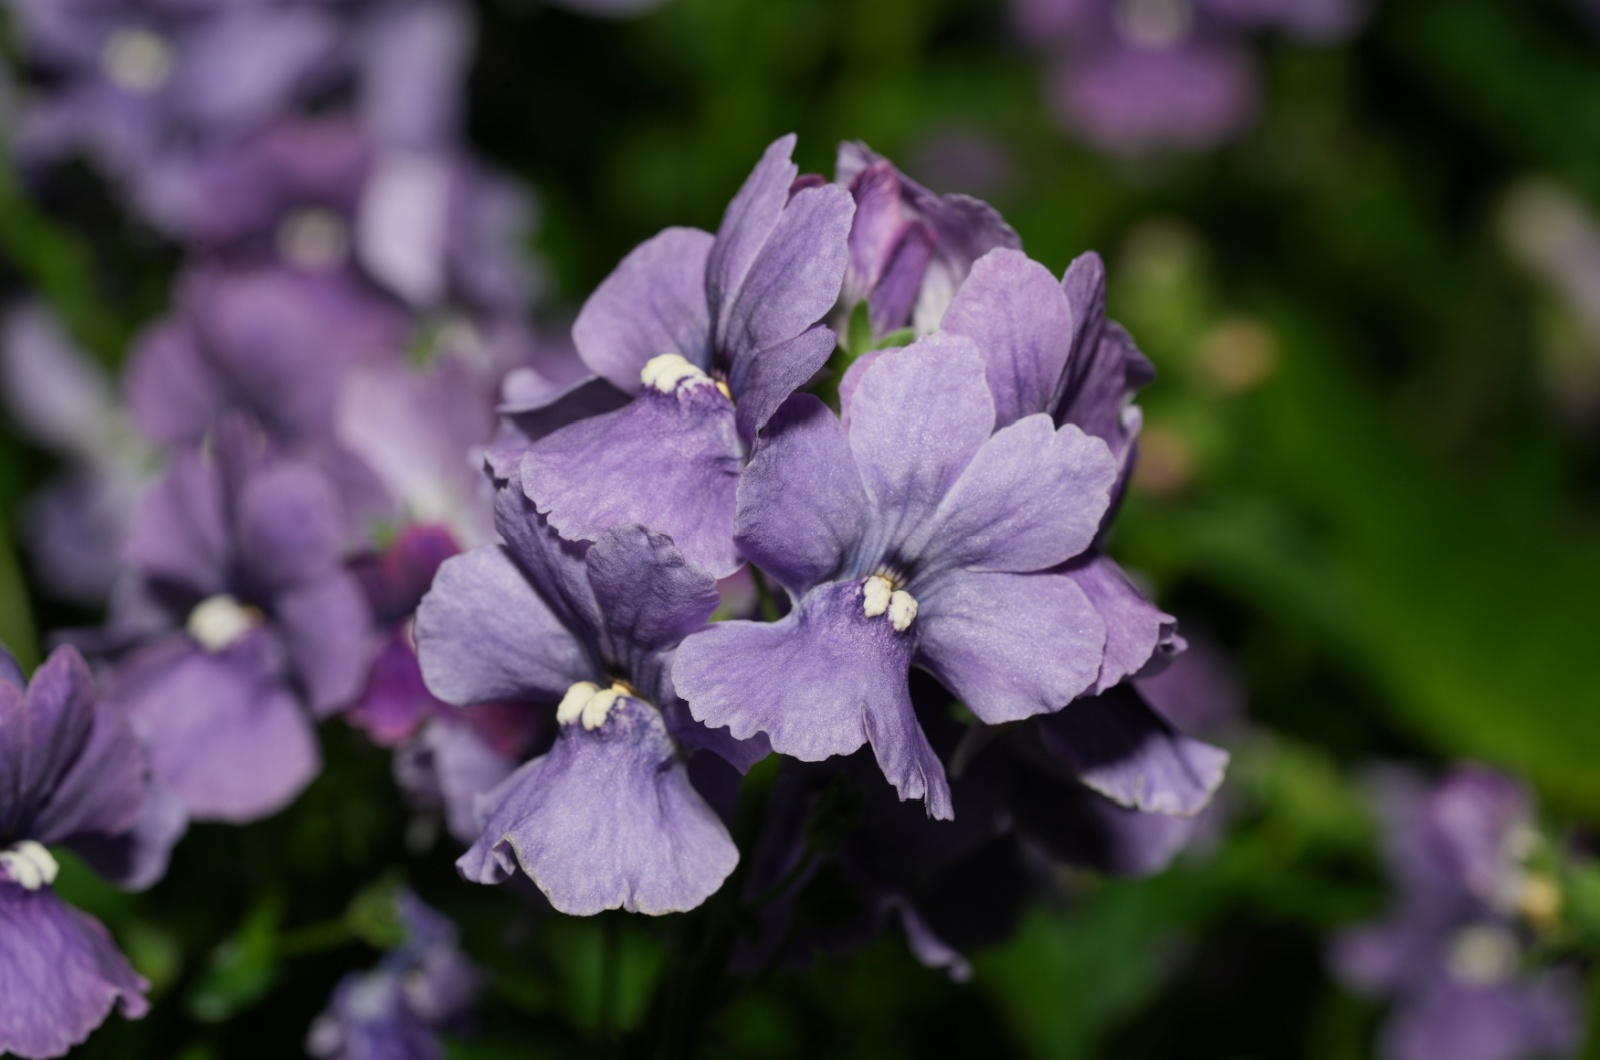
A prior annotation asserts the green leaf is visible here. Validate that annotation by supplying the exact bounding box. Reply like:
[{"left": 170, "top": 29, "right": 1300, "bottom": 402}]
[
  {"left": 186, "top": 893, "right": 284, "bottom": 1023},
  {"left": 846, "top": 299, "right": 872, "bottom": 358}
]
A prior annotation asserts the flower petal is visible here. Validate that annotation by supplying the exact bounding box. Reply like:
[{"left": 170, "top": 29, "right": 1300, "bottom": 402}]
[
  {"left": 0, "top": 887, "right": 148, "bottom": 1060},
  {"left": 123, "top": 453, "right": 230, "bottom": 599},
  {"left": 273, "top": 574, "right": 373, "bottom": 717},
  {"left": 1035, "top": 685, "right": 1229, "bottom": 817},
  {"left": 915, "top": 568, "right": 1106, "bottom": 725},
  {"left": 706, "top": 135, "right": 798, "bottom": 338},
  {"left": 1065, "top": 552, "right": 1176, "bottom": 694},
  {"left": 584, "top": 526, "right": 720, "bottom": 658},
  {"left": 573, "top": 226, "right": 715, "bottom": 391},
  {"left": 520, "top": 385, "right": 743, "bottom": 577},
  {"left": 458, "top": 697, "right": 737, "bottom": 915},
  {"left": 731, "top": 324, "right": 839, "bottom": 444},
  {"left": 415, "top": 545, "right": 591, "bottom": 707},
  {"left": 734, "top": 394, "right": 870, "bottom": 595}
]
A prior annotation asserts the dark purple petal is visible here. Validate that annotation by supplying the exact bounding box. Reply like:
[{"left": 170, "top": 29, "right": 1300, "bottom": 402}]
[
  {"left": 915, "top": 416, "right": 1115, "bottom": 578},
  {"left": 847, "top": 335, "right": 994, "bottom": 544},
  {"left": 236, "top": 462, "right": 346, "bottom": 593},
  {"left": 4, "top": 647, "right": 97, "bottom": 835},
  {"left": 941, "top": 247, "right": 1073, "bottom": 430},
  {"left": 573, "top": 227, "right": 715, "bottom": 391},
  {"left": 1035, "top": 685, "right": 1229, "bottom": 816},
  {"left": 731, "top": 324, "right": 838, "bottom": 444},
  {"left": 1013, "top": 768, "right": 1200, "bottom": 876},
  {"left": 706, "top": 135, "right": 799, "bottom": 337},
  {"left": 66, "top": 781, "right": 188, "bottom": 893},
  {"left": 675, "top": 581, "right": 951, "bottom": 817},
  {"left": 1065, "top": 552, "right": 1177, "bottom": 694},
  {"left": 584, "top": 526, "right": 720, "bottom": 657},
  {"left": 867, "top": 224, "right": 936, "bottom": 337},
  {"left": 110, "top": 637, "right": 320, "bottom": 824},
  {"left": 458, "top": 697, "right": 738, "bottom": 915},
  {"left": 0, "top": 886, "right": 148, "bottom": 1060},
  {"left": 733, "top": 393, "right": 870, "bottom": 595},
  {"left": 31, "top": 701, "right": 144, "bottom": 850},
  {"left": 914, "top": 568, "right": 1105, "bottom": 724},
  {"left": 348, "top": 630, "right": 448, "bottom": 747},
  {"left": 415, "top": 545, "right": 592, "bottom": 707},
  {"left": 519, "top": 385, "right": 743, "bottom": 578}
]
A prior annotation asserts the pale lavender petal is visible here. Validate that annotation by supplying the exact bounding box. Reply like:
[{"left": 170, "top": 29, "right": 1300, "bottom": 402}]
[
  {"left": 123, "top": 453, "right": 229, "bottom": 598},
  {"left": 1066, "top": 552, "right": 1178, "bottom": 694},
  {"left": 733, "top": 394, "right": 870, "bottom": 595},
  {"left": 916, "top": 416, "right": 1115, "bottom": 577},
  {"left": 706, "top": 135, "right": 798, "bottom": 335},
  {"left": 1383, "top": 975, "right": 1583, "bottom": 1060},
  {"left": 519, "top": 386, "right": 743, "bottom": 577},
  {"left": 173, "top": 7, "right": 339, "bottom": 132},
  {"left": 459, "top": 697, "right": 738, "bottom": 915},
  {"left": 236, "top": 462, "right": 345, "bottom": 594},
  {"left": 675, "top": 581, "right": 951, "bottom": 817},
  {"left": 719, "top": 182, "right": 853, "bottom": 368},
  {"left": 573, "top": 227, "right": 715, "bottom": 391},
  {"left": 0, "top": 887, "right": 148, "bottom": 1060},
  {"left": 731, "top": 324, "right": 838, "bottom": 444},
  {"left": 1053, "top": 43, "right": 1260, "bottom": 155},
  {"left": 415, "top": 545, "right": 591, "bottom": 707},
  {"left": 356, "top": 0, "right": 473, "bottom": 150},
  {"left": 846, "top": 335, "right": 994, "bottom": 542},
  {"left": 123, "top": 320, "right": 224, "bottom": 447},
  {"left": 0, "top": 648, "right": 21, "bottom": 691},
  {"left": 111, "top": 637, "right": 320, "bottom": 824},
  {"left": 941, "top": 248, "right": 1073, "bottom": 430},
  {"left": 274, "top": 575, "right": 372, "bottom": 717},
  {"left": 584, "top": 526, "right": 720, "bottom": 657},
  {"left": 915, "top": 568, "right": 1105, "bottom": 725},
  {"left": 1036, "top": 685, "right": 1229, "bottom": 816},
  {"left": 396, "top": 719, "right": 519, "bottom": 846}
]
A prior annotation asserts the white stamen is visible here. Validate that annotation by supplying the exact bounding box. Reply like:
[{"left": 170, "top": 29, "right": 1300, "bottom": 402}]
[
  {"left": 862, "top": 575, "right": 893, "bottom": 618},
  {"left": 556, "top": 681, "right": 600, "bottom": 726},
  {"left": 640, "top": 353, "right": 714, "bottom": 395},
  {"left": 102, "top": 27, "right": 175, "bottom": 94},
  {"left": 1446, "top": 924, "right": 1520, "bottom": 986},
  {"left": 0, "top": 841, "right": 60, "bottom": 892},
  {"left": 186, "top": 595, "right": 261, "bottom": 653},
  {"left": 277, "top": 208, "right": 350, "bottom": 271},
  {"left": 555, "top": 681, "right": 626, "bottom": 731},
  {"left": 888, "top": 590, "right": 918, "bottom": 632}
]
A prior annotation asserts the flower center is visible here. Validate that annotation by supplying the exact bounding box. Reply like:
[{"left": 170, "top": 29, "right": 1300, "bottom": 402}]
[
  {"left": 555, "top": 680, "right": 633, "bottom": 731},
  {"left": 1446, "top": 924, "right": 1520, "bottom": 986},
  {"left": 641, "top": 353, "right": 728, "bottom": 398},
  {"left": 277, "top": 208, "right": 350, "bottom": 271},
  {"left": 102, "top": 27, "right": 175, "bottom": 94},
  {"left": 862, "top": 575, "right": 918, "bottom": 632},
  {"left": 0, "top": 840, "right": 59, "bottom": 892},
  {"left": 1114, "top": 0, "right": 1194, "bottom": 49},
  {"left": 186, "top": 594, "right": 263, "bottom": 653}
]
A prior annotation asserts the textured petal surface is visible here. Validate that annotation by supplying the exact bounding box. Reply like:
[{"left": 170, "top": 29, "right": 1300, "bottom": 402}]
[
  {"left": 585, "top": 526, "right": 720, "bottom": 659},
  {"left": 0, "top": 887, "right": 148, "bottom": 1060},
  {"left": 459, "top": 698, "right": 737, "bottom": 915},
  {"left": 1065, "top": 552, "right": 1177, "bottom": 694},
  {"left": 676, "top": 581, "right": 950, "bottom": 816},
  {"left": 915, "top": 568, "right": 1106, "bottom": 724},
  {"left": 734, "top": 394, "right": 870, "bottom": 595},
  {"left": 415, "top": 545, "right": 591, "bottom": 707},
  {"left": 707, "top": 135, "right": 798, "bottom": 340},
  {"left": 31, "top": 700, "right": 144, "bottom": 849},
  {"left": 730, "top": 324, "right": 839, "bottom": 444},
  {"left": 573, "top": 227, "right": 715, "bottom": 392},
  {"left": 520, "top": 386, "right": 743, "bottom": 577},
  {"left": 941, "top": 248, "right": 1073, "bottom": 430},
  {"left": 1036, "top": 685, "right": 1229, "bottom": 817}
]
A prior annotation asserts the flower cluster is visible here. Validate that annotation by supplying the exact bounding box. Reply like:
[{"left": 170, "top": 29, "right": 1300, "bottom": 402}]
[{"left": 1012, "top": 0, "right": 1365, "bottom": 154}]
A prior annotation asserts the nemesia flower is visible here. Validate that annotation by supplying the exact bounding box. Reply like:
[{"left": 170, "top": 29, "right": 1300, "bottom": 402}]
[
  {"left": 675, "top": 335, "right": 1121, "bottom": 817},
  {"left": 96, "top": 427, "right": 372, "bottom": 822},
  {"left": 307, "top": 889, "right": 480, "bottom": 1060},
  {"left": 0, "top": 644, "right": 166, "bottom": 1059},
  {"left": 415, "top": 466, "right": 761, "bottom": 914},
  {"left": 1330, "top": 766, "right": 1582, "bottom": 1060},
  {"left": 833, "top": 142, "right": 1020, "bottom": 341},
  {"left": 515, "top": 133, "right": 854, "bottom": 576}
]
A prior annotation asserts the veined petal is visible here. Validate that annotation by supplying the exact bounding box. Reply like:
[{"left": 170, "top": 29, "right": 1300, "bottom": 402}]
[
  {"left": 458, "top": 697, "right": 737, "bottom": 915},
  {"left": 731, "top": 325, "right": 838, "bottom": 444},
  {"left": 573, "top": 226, "right": 715, "bottom": 392},
  {"left": 1065, "top": 552, "right": 1176, "bottom": 695},
  {"left": 584, "top": 526, "right": 720, "bottom": 659},
  {"left": 707, "top": 135, "right": 799, "bottom": 337},
  {"left": 520, "top": 386, "right": 743, "bottom": 578}
]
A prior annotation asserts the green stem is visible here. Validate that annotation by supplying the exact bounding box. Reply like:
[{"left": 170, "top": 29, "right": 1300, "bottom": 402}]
[{"left": 275, "top": 920, "right": 356, "bottom": 958}]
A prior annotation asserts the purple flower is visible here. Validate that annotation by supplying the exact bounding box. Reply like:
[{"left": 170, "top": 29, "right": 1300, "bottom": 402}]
[
  {"left": 833, "top": 142, "right": 1020, "bottom": 341},
  {"left": 97, "top": 428, "right": 372, "bottom": 823},
  {"left": 515, "top": 134, "right": 855, "bottom": 576},
  {"left": 307, "top": 889, "right": 479, "bottom": 1060},
  {"left": 674, "top": 334, "right": 1122, "bottom": 818},
  {"left": 0, "top": 645, "right": 163, "bottom": 1059},
  {"left": 1013, "top": 0, "right": 1364, "bottom": 154},
  {"left": 415, "top": 467, "right": 762, "bottom": 914},
  {"left": 394, "top": 702, "right": 547, "bottom": 846},
  {"left": 1330, "top": 766, "right": 1583, "bottom": 1060}
]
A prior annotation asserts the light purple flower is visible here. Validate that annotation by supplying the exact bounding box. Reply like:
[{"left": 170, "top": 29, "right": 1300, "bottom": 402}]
[
  {"left": 516, "top": 134, "right": 854, "bottom": 576},
  {"left": 415, "top": 468, "right": 760, "bottom": 914},
  {"left": 833, "top": 142, "right": 1020, "bottom": 340},
  {"left": 0, "top": 645, "right": 162, "bottom": 1059},
  {"left": 1330, "top": 766, "right": 1583, "bottom": 1060},
  {"left": 97, "top": 428, "right": 372, "bottom": 823},
  {"left": 675, "top": 335, "right": 1122, "bottom": 818},
  {"left": 307, "top": 889, "right": 479, "bottom": 1060}
]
